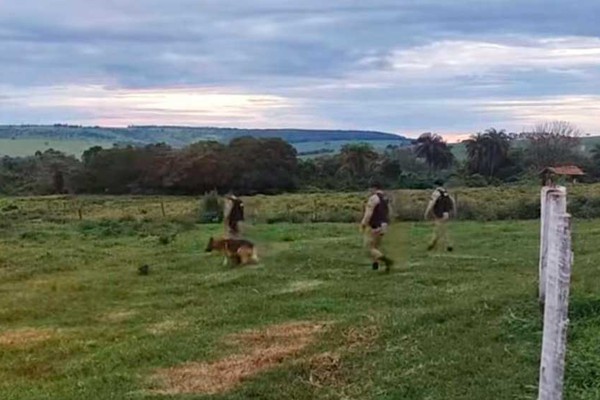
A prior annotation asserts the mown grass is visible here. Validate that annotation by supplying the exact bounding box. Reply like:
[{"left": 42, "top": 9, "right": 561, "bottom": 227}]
[{"left": 0, "top": 208, "right": 599, "bottom": 399}]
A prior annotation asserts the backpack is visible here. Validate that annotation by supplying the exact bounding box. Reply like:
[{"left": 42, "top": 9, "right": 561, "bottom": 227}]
[
  {"left": 229, "top": 198, "right": 244, "bottom": 223},
  {"left": 433, "top": 188, "right": 453, "bottom": 218}
]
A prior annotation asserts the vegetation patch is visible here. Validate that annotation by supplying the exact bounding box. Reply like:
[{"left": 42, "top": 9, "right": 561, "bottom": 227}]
[
  {"left": 273, "top": 280, "right": 325, "bottom": 295},
  {"left": 305, "top": 352, "right": 344, "bottom": 388},
  {"left": 150, "top": 321, "right": 328, "bottom": 395},
  {"left": 99, "top": 310, "right": 137, "bottom": 323},
  {"left": 0, "top": 328, "right": 58, "bottom": 348},
  {"left": 147, "top": 319, "right": 189, "bottom": 335}
]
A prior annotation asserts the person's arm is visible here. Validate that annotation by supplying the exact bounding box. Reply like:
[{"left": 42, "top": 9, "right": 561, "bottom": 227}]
[
  {"left": 450, "top": 195, "right": 457, "bottom": 218},
  {"left": 360, "top": 195, "right": 379, "bottom": 229},
  {"left": 424, "top": 190, "right": 439, "bottom": 220}
]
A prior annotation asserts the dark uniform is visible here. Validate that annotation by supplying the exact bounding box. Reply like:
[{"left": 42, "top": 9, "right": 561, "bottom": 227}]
[
  {"left": 224, "top": 195, "right": 244, "bottom": 238},
  {"left": 425, "top": 187, "right": 455, "bottom": 251},
  {"left": 361, "top": 190, "right": 393, "bottom": 271}
]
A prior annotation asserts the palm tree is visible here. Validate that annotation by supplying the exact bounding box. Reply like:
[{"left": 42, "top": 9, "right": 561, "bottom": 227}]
[
  {"left": 338, "top": 143, "right": 379, "bottom": 179},
  {"left": 465, "top": 128, "right": 510, "bottom": 178},
  {"left": 414, "top": 132, "right": 454, "bottom": 172}
]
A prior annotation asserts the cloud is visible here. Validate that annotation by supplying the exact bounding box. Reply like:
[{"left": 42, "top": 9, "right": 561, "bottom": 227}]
[
  {"left": 358, "top": 37, "right": 600, "bottom": 79},
  {"left": 476, "top": 95, "right": 600, "bottom": 133},
  {"left": 0, "top": 1, "right": 600, "bottom": 134},
  {"left": 0, "top": 85, "right": 325, "bottom": 128}
]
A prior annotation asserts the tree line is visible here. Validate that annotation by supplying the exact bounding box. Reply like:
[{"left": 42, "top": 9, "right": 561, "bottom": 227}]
[{"left": 1, "top": 121, "right": 599, "bottom": 196}]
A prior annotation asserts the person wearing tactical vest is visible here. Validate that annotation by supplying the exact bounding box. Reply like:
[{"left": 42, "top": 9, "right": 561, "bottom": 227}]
[
  {"left": 224, "top": 193, "right": 244, "bottom": 238},
  {"left": 424, "top": 180, "right": 456, "bottom": 251},
  {"left": 360, "top": 181, "right": 394, "bottom": 271}
]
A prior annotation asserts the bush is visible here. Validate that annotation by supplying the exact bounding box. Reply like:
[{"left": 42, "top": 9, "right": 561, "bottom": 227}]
[
  {"left": 569, "top": 196, "right": 600, "bottom": 219},
  {"left": 199, "top": 191, "right": 223, "bottom": 223},
  {"left": 1, "top": 204, "right": 18, "bottom": 212}
]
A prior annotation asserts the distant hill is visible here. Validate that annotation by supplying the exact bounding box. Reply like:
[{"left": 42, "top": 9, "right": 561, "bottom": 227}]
[{"left": 0, "top": 125, "right": 411, "bottom": 157}]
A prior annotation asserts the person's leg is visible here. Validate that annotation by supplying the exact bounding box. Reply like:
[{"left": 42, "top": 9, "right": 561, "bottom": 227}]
[
  {"left": 428, "top": 219, "right": 441, "bottom": 250},
  {"left": 444, "top": 220, "right": 453, "bottom": 251},
  {"left": 227, "top": 223, "right": 240, "bottom": 239},
  {"left": 368, "top": 231, "right": 383, "bottom": 270},
  {"left": 369, "top": 230, "right": 393, "bottom": 271},
  {"left": 439, "top": 213, "right": 452, "bottom": 251}
]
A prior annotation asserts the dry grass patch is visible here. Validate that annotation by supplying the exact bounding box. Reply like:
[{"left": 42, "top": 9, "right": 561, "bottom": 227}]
[
  {"left": 273, "top": 280, "right": 324, "bottom": 295},
  {"left": 343, "top": 324, "right": 380, "bottom": 352},
  {"left": 151, "top": 321, "right": 328, "bottom": 395},
  {"left": 147, "top": 319, "right": 189, "bottom": 335},
  {"left": 99, "top": 310, "right": 137, "bottom": 323},
  {"left": 306, "top": 352, "right": 344, "bottom": 388},
  {"left": 0, "top": 328, "right": 57, "bottom": 348}
]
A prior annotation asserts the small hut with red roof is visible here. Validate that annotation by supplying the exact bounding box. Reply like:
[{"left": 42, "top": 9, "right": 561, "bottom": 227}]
[{"left": 540, "top": 165, "right": 585, "bottom": 186}]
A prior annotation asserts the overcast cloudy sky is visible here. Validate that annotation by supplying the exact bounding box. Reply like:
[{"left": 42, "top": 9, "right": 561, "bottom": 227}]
[{"left": 1, "top": 0, "right": 600, "bottom": 139}]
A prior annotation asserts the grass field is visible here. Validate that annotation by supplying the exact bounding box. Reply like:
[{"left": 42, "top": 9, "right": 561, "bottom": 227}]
[
  {"left": 5, "top": 182, "right": 600, "bottom": 224},
  {"left": 1, "top": 199, "right": 599, "bottom": 399},
  {"left": 0, "top": 138, "right": 407, "bottom": 158},
  {"left": 0, "top": 139, "right": 114, "bottom": 157}
]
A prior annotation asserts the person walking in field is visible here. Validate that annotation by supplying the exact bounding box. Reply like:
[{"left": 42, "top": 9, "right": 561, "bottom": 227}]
[
  {"left": 360, "top": 181, "right": 394, "bottom": 271},
  {"left": 424, "top": 180, "right": 456, "bottom": 252},
  {"left": 224, "top": 193, "right": 244, "bottom": 238}
]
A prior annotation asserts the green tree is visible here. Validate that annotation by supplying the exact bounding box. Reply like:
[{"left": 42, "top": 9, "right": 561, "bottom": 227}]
[
  {"left": 414, "top": 132, "right": 454, "bottom": 172},
  {"left": 465, "top": 128, "right": 511, "bottom": 178},
  {"left": 338, "top": 143, "right": 378, "bottom": 181}
]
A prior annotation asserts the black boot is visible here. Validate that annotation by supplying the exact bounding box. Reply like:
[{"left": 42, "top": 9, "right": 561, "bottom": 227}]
[{"left": 372, "top": 262, "right": 379, "bottom": 271}]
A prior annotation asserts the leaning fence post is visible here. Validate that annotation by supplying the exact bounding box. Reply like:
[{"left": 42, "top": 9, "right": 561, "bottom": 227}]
[
  {"left": 539, "top": 186, "right": 567, "bottom": 306},
  {"left": 160, "top": 201, "right": 166, "bottom": 217},
  {"left": 538, "top": 211, "right": 572, "bottom": 400}
]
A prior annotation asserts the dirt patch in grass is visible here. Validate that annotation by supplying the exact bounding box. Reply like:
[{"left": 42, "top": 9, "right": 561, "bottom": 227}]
[
  {"left": 151, "top": 321, "right": 328, "bottom": 395},
  {"left": 0, "top": 328, "right": 57, "bottom": 348}
]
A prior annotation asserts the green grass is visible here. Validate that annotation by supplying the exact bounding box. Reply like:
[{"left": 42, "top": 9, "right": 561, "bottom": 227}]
[
  {"left": 0, "top": 138, "right": 406, "bottom": 158},
  {"left": 6, "top": 183, "right": 600, "bottom": 224},
  {"left": 0, "top": 139, "right": 113, "bottom": 157},
  {"left": 0, "top": 209, "right": 599, "bottom": 399},
  {"left": 294, "top": 140, "right": 406, "bottom": 155}
]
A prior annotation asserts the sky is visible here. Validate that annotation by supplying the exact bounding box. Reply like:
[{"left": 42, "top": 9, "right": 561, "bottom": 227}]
[{"left": 1, "top": 0, "right": 600, "bottom": 140}]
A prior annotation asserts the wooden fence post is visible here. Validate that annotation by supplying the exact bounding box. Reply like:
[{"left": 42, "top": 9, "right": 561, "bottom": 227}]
[
  {"left": 538, "top": 211, "right": 572, "bottom": 400},
  {"left": 539, "top": 186, "right": 567, "bottom": 306},
  {"left": 160, "top": 201, "right": 166, "bottom": 217}
]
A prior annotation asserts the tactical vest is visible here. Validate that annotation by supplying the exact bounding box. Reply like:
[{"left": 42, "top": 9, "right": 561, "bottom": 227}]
[
  {"left": 229, "top": 198, "right": 244, "bottom": 227},
  {"left": 433, "top": 188, "right": 453, "bottom": 218},
  {"left": 369, "top": 193, "right": 389, "bottom": 228}
]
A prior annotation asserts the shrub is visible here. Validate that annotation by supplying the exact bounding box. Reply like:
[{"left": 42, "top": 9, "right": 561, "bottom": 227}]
[
  {"left": 1, "top": 204, "right": 19, "bottom": 212},
  {"left": 199, "top": 191, "right": 223, "bottom": 223}
]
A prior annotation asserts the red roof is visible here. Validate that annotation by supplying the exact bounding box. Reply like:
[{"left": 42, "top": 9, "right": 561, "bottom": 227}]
[{"left": 542, "top": 165, "right": 585, "bottom": 176}]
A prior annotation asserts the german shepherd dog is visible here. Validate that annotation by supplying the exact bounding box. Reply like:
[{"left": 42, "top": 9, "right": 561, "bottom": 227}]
[{"left": 205, "top": 237, "right": 259, "bottom": 266}]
